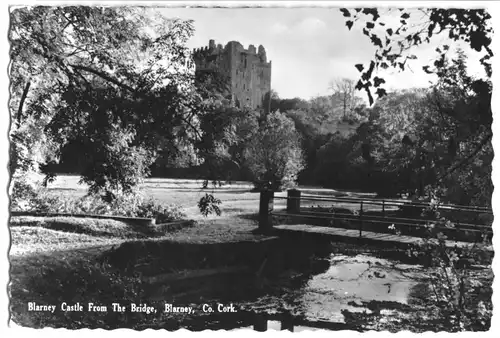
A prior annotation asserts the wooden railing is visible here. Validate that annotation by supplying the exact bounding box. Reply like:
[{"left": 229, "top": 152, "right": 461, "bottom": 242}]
[
  {"left": 258, "top": 189, "right": 493, "bottom": 240},
  {"left": 249, "top": 311, "right": 360, "bottom": 331}
]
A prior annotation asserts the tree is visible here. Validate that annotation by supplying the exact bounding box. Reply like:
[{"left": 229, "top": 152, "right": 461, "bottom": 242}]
[
  {"left": 422, "top": 51, "right": 492, "bottom": 206},
  {"left": 328, "top": 78, "right": 363, "bottom": 119},
  {"left": 196, "top": 102, "right": 259, "bottom": 184},
  {"left": 285, "top": 109, "right": 331, "bottom": 184},
  {"left": 261, "top": 89, "right": 280, "bottom": 114},
  {"left": 275, "top": 97, "right": 310, "bottom": 113},
  {"left": 243, "top": 112, "right": 305, "bottom": 190},
  {"left": 9, "top": 6, "right": 200, "bottom": 198},
  {"left": 339, "top": 8, "right": 493, "bottom": 204},
  {"left": 340, "top": 8, "right": 492, "bottom": 105}
]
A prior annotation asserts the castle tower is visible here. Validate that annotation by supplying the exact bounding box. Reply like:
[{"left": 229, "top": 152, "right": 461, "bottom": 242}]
[{"left": 192, "top": 39, "right": 272, "bottom": 110}]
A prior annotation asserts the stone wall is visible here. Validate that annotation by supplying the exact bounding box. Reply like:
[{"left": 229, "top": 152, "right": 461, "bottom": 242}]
[{"left": 193, "top": 39, "right": 271, "bottom": 110}]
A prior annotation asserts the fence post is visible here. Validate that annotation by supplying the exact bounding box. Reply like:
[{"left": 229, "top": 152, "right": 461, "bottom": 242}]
[
  {"left": 259, "top": 190, "right": 274, "bottom": 233},
  {"left": 382, "top": 200, "right": 385, "bottom": 218},
  {"left": 287, "top": 189, "right": 301, "bottom": 214},
  {"left": 254, "top": 313, "right": 268, "bottom": 332},
  {"left": 280, "top": 313, "right": 294, "bottom": 332},
  {"left": 359, "top": 201, "right": 364, "bottom": 237}
]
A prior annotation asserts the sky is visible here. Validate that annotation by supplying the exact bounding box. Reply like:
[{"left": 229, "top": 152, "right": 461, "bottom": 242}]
[{"left": 158, "top": 6, "right": 489, "bottom": 101}]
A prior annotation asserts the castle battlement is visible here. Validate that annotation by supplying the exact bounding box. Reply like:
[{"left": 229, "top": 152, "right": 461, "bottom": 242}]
[
  {"left": 193, "top": 40, "right": 270, "bottom": 64},
  {"left": 192, "top": 39, "right": 272, "bottom": 110}
]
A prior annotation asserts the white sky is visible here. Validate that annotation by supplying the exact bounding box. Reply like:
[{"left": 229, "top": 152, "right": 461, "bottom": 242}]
[{"left": 159, "top": 6, "right": 489, "bottom": 100}]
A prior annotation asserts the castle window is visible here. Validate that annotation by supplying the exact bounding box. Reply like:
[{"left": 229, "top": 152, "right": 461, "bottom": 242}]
[{"left": 244, "top": 58, "right": 247, "bottom": 68}]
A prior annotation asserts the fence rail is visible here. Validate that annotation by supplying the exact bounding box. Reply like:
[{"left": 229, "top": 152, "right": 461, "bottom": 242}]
[
  {"left": 258, "top": 189, "right": 493, "bottom": 241},
  {"left": 250, "top": 311, "right": 360, "bottom": 331},
  {"left": 274, "top": 194, "right": 493, "bottom": 213}
]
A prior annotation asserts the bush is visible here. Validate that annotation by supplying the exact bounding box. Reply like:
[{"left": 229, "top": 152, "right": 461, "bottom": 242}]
[
  {"left": 404, "top": 192, "right": 493, "bottom": 331},
  {"left": 133, "top": 198, "right": 186, "bottom": 223},
  {"left": 11, "top": 187, "right": 186, "bottom": 224},
  {"left": 10, "top": 181, "right": 60, "bottom": 213},
  {"left": 197, "top": 193, "right": 222, "bottom": 217}
]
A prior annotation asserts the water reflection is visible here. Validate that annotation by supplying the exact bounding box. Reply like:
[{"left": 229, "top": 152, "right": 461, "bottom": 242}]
[
  {"left": 184, "top": 251, "right": 425, "bottom": 332},
  {"left": 294, "top": 254, "right": 423, "bottom": 323},
  {"left": 159, "top": 242, "right": 427, "bottom": 331}
]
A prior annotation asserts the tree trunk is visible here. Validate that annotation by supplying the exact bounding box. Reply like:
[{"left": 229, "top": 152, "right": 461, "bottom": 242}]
[{"left": 17, "top": 80, "right": 31, "bottom": 127}]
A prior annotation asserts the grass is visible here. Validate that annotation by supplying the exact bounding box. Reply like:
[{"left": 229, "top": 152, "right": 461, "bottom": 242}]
[
  {"left": 9, "top": 248, "right": 150, "bottom": 329},
  {"left": 8, "top": 215, "right": 262, "bottom": 329},
  {"left": 10, "top": 216, "right": 150, "bottom": 237},
  {"left": 8, "top": 175, "right": 272, "bottom": 328},
  {"left": 9, "top": 216, "right": 160, "bottom": 256},
  {"left": 9, "top": 215, "right": 265, "bottom": 257},
  {"left": 12, "top": 175, "right": 492, "bottom": 330},
  {"left": 42, "top": 175, "right": 356, "bottom": 219},
  {"left": 10, "top": 227, "right": 124, "bottom": 256},
  {"left": 8, "top": 217, "right": 269, "bottom": 328}
]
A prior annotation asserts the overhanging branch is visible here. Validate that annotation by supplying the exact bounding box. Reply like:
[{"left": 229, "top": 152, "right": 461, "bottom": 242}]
[{"left": 69, "top": 64, "right": 136, "bottom": 93}]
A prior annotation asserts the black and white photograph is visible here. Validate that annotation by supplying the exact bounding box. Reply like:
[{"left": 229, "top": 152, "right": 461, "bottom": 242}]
[{"left": 4, "top": 1, "right": 499, "bottom": 333}]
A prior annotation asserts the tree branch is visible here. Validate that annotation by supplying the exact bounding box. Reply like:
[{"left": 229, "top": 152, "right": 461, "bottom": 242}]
[
  {"left": 69, "top": 64, "right": 136, "bottom": 93},
  {"left": 181, "top": 116, "right": 203, "bottom": 141}
]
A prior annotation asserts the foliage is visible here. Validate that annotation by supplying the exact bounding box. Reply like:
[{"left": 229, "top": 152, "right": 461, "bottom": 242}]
[
  {"left": 314, "top": 48, "right": 492, "bottom": 206},
  {"left": 133, "top": 199, "right": 186, "bottom": 223},
  {"left": 312, "top": 88, "right": 426, "bottom": 194},
  {"left": 197, "top": 193, "right": 222, "bottom": 217},
  {"left": 76, "top": 123, "right": 156, "bottom": 198},
  {"left": 403, "top": 193, "right": 492, "bottom": 331},
  {"left": 403, "top": 51, "right": 492, "bottom": 206},
  {"left": 196, "top": 102, "right": 259, "bottom": 184},
  {"left": 10, "top": 6, "right": 200, "bottom": 198},
  {"left": 11, "top": 186, "right": 186, "bottom": 223},
  {"left": 285, "top": 110, "right": 331, "bottom": 183},
  {"left": 10, "top": 115, "right": 58, "bottom": 179},
  {"left": 244, "top": 112, "right": 305, "bottom": 190},
  {"left": 10, "top": 180, "right": 60, "bottom": 213},
  {"left": 340, "top": 8, "right": 492, "bottom": 105}
]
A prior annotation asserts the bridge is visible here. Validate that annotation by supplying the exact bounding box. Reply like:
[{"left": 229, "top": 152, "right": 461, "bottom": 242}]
[{"left": 257, "top": 189, "right": 493, "bottom": 252}]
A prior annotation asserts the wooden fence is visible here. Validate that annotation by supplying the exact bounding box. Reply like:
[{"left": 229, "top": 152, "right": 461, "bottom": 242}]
[{"left": 258, "top": 189, "right": 493, "bottom": 241}]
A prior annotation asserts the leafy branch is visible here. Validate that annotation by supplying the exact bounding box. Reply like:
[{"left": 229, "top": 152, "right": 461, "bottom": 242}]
[{"left": 340, "top": 8, "right": 493, "bottom": 105}]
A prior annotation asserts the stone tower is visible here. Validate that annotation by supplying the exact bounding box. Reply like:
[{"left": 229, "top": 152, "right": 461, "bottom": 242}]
[{"left": 192, "top": 39, "right": 272, "bottom": 110}]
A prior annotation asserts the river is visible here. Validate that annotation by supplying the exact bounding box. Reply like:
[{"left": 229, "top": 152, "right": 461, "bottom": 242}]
[{"left": 162, "top": 249, "right": 429, "bottom": 331}]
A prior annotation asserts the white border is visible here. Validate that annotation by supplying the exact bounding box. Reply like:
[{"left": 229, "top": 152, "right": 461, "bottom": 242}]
[{"left": 1, "top": 1, "right": 499, "bottom": 338}]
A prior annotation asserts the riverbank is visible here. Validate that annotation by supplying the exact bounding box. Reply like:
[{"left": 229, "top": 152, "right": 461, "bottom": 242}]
[
  {"left": 8, "top": 213, "right": 327, "bottom": 329},
  {"left": 9, "top": 213, "right": 493, "bottom": 331}
]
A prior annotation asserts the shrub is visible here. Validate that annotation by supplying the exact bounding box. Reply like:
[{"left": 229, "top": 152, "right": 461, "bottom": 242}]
[
  {"left": 10, "top": 181, "right": 60, "bottom": 213},
  {"left": 404, "top": 191, "right": 493, "bottom": 331},
  {"left": 133, "top": 198, "right": 186, "bottom": 223},
  {"left": 197, "top": 193, "right": 222, "bottom": 217},
  {"left": 11, "top": 187, "right": 186, "bottom": 224}
]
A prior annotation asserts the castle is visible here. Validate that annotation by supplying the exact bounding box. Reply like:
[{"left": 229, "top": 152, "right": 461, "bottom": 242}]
[{"left": 192, "top": 40, "right": 272, "bottom": 110}]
